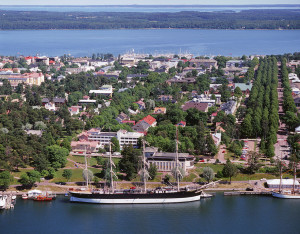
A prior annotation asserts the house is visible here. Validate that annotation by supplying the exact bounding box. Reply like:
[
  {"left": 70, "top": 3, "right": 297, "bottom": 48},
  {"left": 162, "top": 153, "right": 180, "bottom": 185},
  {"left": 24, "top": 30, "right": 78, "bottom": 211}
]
[
  {"left": 116, "top": 112, "right": 129, "bottom": 123},
  {"left": 45, "top": 102, "right": 56, "bottom": 112},
  {"left": 135, "top": 100, "right": 146, "bottom": 110},
  {"left": 25, "top": 130, "right": 43, "bottom": 137},
  {"left": 147, "top": 152, "right": 195, "bottom": 173},
  {"left": 89, "top": 85, "right": 113, "bottom": 97},
  {"left": 53, "top": 97, "right": 66, "bottom": 106},
  {"left": 226, "top": 60, "right": 244, "bottom": 68},
  {"left": 182, "top": 102, "right": 209, "bottom": 112},
  {"left": 295, "top": 126, "right": 300, "bottom": 133},
  {"left": 153, "top": 107, "right": 166, "bottom": 114},
  {"left": 42, "top": 98, "right": 50, "bottom": 106},
  {"left": 71, "top": 141, "right": 100, "bottom": 154},
  {"left": 157, "top": 95, "right": 174, "bottom": 103},
  {"left": 220, "top": 100, "right": 237, "bottom": 115},
  {"left": 189, "top": 59, "right": 218, "bottom": 70},
  {"left": 68, "top": 106, "right": 82, "bottom": 116},
  {"left": 176, "top": 121, "right": 186, "bottom": 127},
  {"left": 234, "top": 83, "right": 253, "bottom": 95},
  {"left": 294, "top": 97, "right": 300, "bottom": 107},
  {"left": 132, "top": 115, "right": 157, "bottom": 133},
  {"left": 212, "top": 133, "right": 222, "bottom": 146}
]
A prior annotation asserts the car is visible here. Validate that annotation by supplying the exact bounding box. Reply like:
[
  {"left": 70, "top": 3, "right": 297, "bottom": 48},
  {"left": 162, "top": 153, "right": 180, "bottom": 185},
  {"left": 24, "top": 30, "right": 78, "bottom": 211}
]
[
  {"left": 199, "top": 159, "right": 205, "bottom": 162},
  {"left": 222, "top": 150, "right": 225, "bottom": 153},
  {"left": 130, "top": 186, "right": 136, "bottom": 190},
  {"left": 260, "top": 178, "right": 267, "bottom": 181}
]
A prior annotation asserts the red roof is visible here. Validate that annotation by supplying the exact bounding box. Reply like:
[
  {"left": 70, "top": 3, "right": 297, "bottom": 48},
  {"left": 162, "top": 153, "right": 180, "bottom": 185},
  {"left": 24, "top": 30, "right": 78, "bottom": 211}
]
[
  {"left": 141, "top": 115, "right": 156, "bottom": 125},
  {"left": 176, "top": 121, "right": 186, "bottom": 127},
  {"left": 212, "top": 112, "right": 218, "bottom": 117}
]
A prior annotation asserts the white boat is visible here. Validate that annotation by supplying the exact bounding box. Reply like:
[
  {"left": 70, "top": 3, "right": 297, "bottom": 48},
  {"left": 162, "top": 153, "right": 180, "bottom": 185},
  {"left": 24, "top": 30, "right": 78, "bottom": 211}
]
[
  {"left": 272, "top": 191, "right": 300, "bottom": 199},
  {"left": 272, "top": 160, "right": 300, "bottom": 199},
  {"left": 0, "top": 196, "right": 6, "bottom": 209},
  {"left": 27, "top": 189, "right": 42, "bottom": 199},
  {"left": 200, "top": 191, "right": 213, "bottom": 198}
]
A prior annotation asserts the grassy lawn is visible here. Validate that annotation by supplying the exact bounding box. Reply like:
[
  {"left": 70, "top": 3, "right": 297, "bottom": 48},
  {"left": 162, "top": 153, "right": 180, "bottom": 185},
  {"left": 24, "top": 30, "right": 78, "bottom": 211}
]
[
  {"left": 195, "top": 163, "right": 224, "bottom": 173},
  {"left": 11, "top": 168, "right": 34, "bottom": 178},
  {"left": 51, "top": 168, "right": 84, "bottom": 183}
]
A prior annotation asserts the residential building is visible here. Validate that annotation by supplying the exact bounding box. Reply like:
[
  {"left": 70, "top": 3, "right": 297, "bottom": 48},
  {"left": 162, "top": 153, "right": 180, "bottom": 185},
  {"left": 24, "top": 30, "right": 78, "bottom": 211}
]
[
  {"left": 267, "top": 179, "right": 300, "bottom": 189},
  {"left": 189, "top": 59, "right": 218, "bottom": 70},
  {"left": 182, "top": 102, "right": 209, "bottom": 112},
  {"left": 153, "top": 107, "right": 167, "bottom": 114},
  {"left": 132, "top": 115, "right": 157, "bottom": 133},
  {"left": 89, "top": 85, "right": 113, "bottom": 97},
  {"left": 220, "top": 100, "right": 237, "bottom": 115}
]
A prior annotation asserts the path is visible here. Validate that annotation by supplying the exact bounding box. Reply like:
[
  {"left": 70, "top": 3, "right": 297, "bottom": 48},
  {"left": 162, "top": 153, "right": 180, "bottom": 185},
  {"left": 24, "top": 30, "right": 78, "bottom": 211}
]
[{"left": 274, "top": 66, "right": 290, "bottom": 163}]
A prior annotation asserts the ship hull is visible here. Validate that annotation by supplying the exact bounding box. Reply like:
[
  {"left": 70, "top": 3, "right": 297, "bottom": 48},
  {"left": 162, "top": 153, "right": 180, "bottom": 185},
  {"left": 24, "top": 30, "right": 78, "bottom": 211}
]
[
  {"left": 272, "top": 192, "right": 300, "bottom": 199},
  {"left": 70, "top": 190, "right": 201, "bottom": 204}
]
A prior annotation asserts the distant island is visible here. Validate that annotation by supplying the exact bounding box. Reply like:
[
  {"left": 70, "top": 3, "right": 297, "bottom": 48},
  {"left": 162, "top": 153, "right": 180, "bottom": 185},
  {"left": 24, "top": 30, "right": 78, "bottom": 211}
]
[{"left": 0, "top": 9, "right": 299, "bottom": 30}]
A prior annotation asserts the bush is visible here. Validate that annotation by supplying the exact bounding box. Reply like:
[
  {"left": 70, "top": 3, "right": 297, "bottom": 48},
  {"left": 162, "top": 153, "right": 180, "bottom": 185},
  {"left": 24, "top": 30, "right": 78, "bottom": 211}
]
[{"left": 216, "top": 170, "right": 223, "bottom": 178}]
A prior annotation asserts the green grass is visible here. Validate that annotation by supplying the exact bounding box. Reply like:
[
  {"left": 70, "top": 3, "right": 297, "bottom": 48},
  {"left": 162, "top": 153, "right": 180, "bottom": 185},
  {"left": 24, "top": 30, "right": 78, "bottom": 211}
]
[
  {"left": 182, "top": 173, "right": 197, "bottom": 182},
  {"left": 195, "top": 163, "right": 224, "bottom": 173}
]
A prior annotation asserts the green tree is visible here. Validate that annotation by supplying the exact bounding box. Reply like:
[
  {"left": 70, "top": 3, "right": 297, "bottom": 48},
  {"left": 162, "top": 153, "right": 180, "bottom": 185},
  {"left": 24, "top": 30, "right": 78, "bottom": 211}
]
[
  {"left": 19, "top": 171, "right": 41, "bottom": 188},
  {"left": 149, "top": 163, "right": 157, "bottom": 180},
  {"left": 234, "top": 87, "right": 243, "bottom": 98},
  {"left": 118, "top": 145, "right": 140, "bottom": 180},
  {"left": 222, "top": 159, "right": 238, "bottom": 183},
  {"left": 46, "top": 145, "right": 69, "bottom": 169},
  {"left": 111, "top": 137, "right": 120, "bottom": 152},
  {"left": 202, "top": 167, "right": 215, "bottom": 183},
  {"left": 0, "top": 171, "right": 12, "bottom": 190},
  {"left": 62, "top": 169, "right": 72, "bottom": 181}
]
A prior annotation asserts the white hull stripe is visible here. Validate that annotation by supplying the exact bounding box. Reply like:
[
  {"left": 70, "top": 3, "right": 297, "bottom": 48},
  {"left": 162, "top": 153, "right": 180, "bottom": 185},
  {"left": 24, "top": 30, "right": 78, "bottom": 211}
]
[
  {"left": 272, "top": 192, "right": 300, "bottom": 199},
  {"left": 70, "top": 195, "right": 201, "bottom": 204}
]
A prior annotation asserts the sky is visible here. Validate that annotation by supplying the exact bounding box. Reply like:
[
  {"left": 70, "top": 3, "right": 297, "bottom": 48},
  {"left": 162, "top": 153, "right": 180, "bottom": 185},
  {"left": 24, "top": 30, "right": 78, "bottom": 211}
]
[{"left": 1, "top": 0, "right": 299, "bottom": 5}]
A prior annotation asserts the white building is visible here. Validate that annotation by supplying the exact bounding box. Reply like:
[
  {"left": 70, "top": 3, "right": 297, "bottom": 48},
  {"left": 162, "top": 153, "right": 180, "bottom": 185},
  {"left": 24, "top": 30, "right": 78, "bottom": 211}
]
[
  {"left": 267, "top": 179, "right": 300, "bottom": 189},
  {"left": 89, "top": 85, "right": 113, "bottom": 97},
  {"left": 147, "top": 152, "right": 194, "bottom": 173},
  {"left": 87, "top": 129, "right": 144, "bottom": 148}
]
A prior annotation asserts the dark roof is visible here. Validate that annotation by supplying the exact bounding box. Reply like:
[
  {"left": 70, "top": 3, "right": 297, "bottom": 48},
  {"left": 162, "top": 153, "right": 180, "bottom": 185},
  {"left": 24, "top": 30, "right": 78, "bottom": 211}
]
[
  {"left": 53, "top": 97, "right": 66, "bottom": 103},
  {"left": 182, "top": 102, "right": 208, "bottom": 112},
  {"left": 42, "top": 98, "right": 50, "bottom": 103}
]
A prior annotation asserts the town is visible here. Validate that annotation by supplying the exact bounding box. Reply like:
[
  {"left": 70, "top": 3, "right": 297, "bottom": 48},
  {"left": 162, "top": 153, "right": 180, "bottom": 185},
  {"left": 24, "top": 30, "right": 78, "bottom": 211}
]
[{"left": 0, "top": 51, "right": 300, "bottom": 194}]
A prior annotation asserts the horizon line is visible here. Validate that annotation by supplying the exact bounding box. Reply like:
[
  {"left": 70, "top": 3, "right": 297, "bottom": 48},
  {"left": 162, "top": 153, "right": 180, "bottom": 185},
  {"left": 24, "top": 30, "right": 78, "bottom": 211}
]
[{"left": 1, "top": 4, "right": 300, "bottom": 7}]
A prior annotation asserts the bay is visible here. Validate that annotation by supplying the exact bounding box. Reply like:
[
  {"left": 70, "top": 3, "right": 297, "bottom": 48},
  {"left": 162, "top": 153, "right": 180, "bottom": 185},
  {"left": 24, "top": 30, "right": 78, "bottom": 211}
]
[
  {"left": 0, "top": 29, "right": 299, "bottom": 57},
  {"left": 1, "top": 5, "right": 300, "bottom": 13},
  {"left": 0, "top": 193, "right": 299, "bottom": 234}
]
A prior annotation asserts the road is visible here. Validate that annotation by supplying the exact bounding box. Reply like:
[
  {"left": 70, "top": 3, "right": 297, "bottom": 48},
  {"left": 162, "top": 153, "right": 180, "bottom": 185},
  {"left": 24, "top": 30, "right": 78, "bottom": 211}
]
[{"left": 274, "top": 69, "right": 290, "bottom": 163}]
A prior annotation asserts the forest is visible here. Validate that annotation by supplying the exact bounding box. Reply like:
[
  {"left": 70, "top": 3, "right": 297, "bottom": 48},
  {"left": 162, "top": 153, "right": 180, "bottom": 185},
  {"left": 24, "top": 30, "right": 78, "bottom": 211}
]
[{"left": 0, "top": 9, "right": 300, "bottom": 30}]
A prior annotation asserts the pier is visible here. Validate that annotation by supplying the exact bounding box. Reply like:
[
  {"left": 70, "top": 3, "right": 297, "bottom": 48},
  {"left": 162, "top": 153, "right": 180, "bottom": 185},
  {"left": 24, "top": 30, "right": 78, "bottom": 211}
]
[{"left": 224, "top": 191, "right": 272, "bottom": 196}]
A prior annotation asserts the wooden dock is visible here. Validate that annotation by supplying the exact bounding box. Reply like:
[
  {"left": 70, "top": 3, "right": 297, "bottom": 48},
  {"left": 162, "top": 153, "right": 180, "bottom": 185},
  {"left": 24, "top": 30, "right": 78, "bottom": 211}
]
[{"left": 224, "top": 191, "right": 272, "bottom": 196}]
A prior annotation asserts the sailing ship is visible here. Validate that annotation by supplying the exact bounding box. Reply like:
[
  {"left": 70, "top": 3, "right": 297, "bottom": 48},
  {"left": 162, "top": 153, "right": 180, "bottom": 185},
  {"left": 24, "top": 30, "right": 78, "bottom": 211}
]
[
  {"left": 69, "top": 132, "right": 202, "bottom": 204},
  {"left": 272, "top": 160, "right": 300, "bottom": 199}
]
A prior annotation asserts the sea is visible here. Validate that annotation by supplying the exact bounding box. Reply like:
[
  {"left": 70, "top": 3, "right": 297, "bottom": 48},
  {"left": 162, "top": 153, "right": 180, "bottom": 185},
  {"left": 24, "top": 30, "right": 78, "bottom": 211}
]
[
  {"left": 0, "top": 29, "right": 299, "bottom": 57},
  {"left": 0, "top": 193, "right": 299, "bottom": 234},
  {"left": 1, "top": 5, "right": 300, "bottom": 13}
]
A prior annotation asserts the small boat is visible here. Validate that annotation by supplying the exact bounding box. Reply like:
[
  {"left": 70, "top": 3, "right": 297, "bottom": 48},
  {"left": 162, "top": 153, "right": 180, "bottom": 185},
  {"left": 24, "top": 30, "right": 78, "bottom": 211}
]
[
  {"left": 33, "top": 195, "right": 53, "bottom": 201},
  {"left": 22, "top": 194, "right": 28, "bottom": 200},
  {"left": 200, "top": 191, "right": 213, "bottom": 198},
  {"left": 0, "top": 196, "right": 6, "bottom": 209}
]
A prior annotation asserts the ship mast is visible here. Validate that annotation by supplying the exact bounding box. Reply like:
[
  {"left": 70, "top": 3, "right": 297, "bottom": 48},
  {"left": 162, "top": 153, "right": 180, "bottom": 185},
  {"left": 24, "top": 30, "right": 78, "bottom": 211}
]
[
  {"left": 293, "top": 162, "right": 296, "bottom": 194},
  {"left": 84, "top": 145, "right": 89, "bottom": 189},
  {"left": 175, "top": 126, "right": 182, "bottom": 192},
  {"left": 109, "top": 142, "right": 114, "bottom": 193},
  {"left": 279, "top": 159, "right": 283, "bottom": 194},
  {"left": 143, "top": 140, "right": 147, "bottom": 192}
]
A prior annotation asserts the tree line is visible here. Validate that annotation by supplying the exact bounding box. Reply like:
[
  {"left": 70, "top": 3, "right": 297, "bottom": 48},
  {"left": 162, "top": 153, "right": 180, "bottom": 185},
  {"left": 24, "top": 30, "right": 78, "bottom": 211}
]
[
  {"left": 241, "top": 57, "right": 279, "bottom": 157},
  {"left": 0, "top": 9, "right": 299, "bottom": 30}
]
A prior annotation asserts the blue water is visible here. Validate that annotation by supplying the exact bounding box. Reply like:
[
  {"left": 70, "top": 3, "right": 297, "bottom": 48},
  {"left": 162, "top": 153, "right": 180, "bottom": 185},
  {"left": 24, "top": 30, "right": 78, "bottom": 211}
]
[
  {"left": 0, "top": 29, "right": 299, "bottom": 57},
  {"left": 0, "top": 194, "right": 299, "bottom": 234},
  {"left": 1, "top": 5, "right": 300, "bottom": 13}
]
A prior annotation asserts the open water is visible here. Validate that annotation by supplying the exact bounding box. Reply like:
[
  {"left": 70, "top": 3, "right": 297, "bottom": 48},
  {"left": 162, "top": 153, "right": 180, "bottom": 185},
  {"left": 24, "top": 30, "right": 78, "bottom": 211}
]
[
  {"left": 0, "top": 29, "right": 299, "bottom": 57},
  {"left": 1, "top": 5, "right": 300, "bottom": 13},
  {"left": 0, "top": 193, "right": 299, "bottom": 234}
]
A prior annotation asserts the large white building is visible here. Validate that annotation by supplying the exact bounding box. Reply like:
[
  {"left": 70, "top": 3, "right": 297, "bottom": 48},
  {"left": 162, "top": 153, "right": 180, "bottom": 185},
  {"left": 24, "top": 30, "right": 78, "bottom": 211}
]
[
  {"left": 87, "top": 129, "right": 144, "bottom": 148},
  {"left": 89, "top": 85, "right": 113, "bottom": 97}
]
